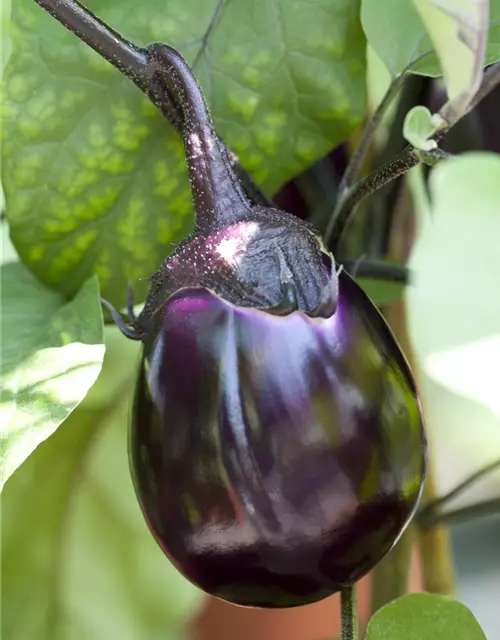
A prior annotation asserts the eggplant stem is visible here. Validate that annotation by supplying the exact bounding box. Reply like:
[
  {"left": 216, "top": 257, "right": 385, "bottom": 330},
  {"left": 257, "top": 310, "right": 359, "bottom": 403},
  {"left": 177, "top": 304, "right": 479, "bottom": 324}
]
[{"left": 340, "top": 585, "right": 358, "bottom": 640}]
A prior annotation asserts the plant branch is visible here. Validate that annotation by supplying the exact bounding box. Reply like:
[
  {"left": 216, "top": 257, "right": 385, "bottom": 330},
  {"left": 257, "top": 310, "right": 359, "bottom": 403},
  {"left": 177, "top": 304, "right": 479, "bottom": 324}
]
[
  {"left": 325, "top": 148, "right": 420, "bottom": 248},
  {"left": 419, "top": 497, "right": 500, "bottom": 529},
  {"left": 325, "top": 61, "right": 500, "bottom": 251},
  {"left": 418, "top": 458, "right": 500, "bottom": 523},
  {"left": 460, "top": 61, "right": 500, "bottom": 121},
  {"left": 416, "top": 148, "right": 454, "bottom": 166},
  {"left": 339, "top": 71, "right": 407, "bottom": 193},
  {"left": 341, "top": 258, "right": 409, "bottom": 283},
  {"left": 32, "top": 0, "right": 270, "bottom": 206},
  {"left": 366, "top": 73, "right": 429, "bottom": 256},
  {"left": 340, "top": 585, "right": 358, "bottom": 640}
]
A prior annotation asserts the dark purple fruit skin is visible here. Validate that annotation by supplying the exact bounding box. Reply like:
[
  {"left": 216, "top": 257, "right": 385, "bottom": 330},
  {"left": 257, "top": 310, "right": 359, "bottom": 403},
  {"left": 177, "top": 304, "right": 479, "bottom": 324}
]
[{"left": 130, "top": 272, "right": 426, "bottom": 609}]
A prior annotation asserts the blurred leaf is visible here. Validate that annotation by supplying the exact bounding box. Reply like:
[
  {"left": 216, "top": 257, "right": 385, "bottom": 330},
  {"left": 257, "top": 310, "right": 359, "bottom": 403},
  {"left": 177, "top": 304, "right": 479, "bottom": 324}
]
[
  {"left": 1, "top": 217, "right": 18, "bottom": 265},
  {"left": 403, "top": 105, "right": 438, "bottom": 150},
  {"left": 357, "top": 277, "right": 405, "bottom": 307},
  {"left": 365, "top": 593, "right": 487, "bottom": 639},
  {"left": 0, "top": 0, "right": 11, "bottom": 221},
  {"left": 413, "top": 0, "right": 489, "bottom": 124},
  {"left": 2, "top": 0, "right": 366, "bottom": 307},
  {"left": 1, "top": 328, "right": 203, "bottom": 639},
  {"left": 426, "top": 335, "right": 500, "bottom": 417},
  {"left": 418, "top": 373, "right": 500, "bottom": 499},
  {"left": 1, "top": 0, "right": 11, "bottom": 73},
  {"left": 412, "top": 0, "right": 488, "bottom": 123},
  {"left": 0, "top": 264, "right": 104, "bottom": 489},
  {"left": 361, "top": 0, "right": 500, "bottom": 77},
  {"left": 355, "top": 259, "right": 407, "bottom": 306},
  {"left": 406, "top": 152, "right": 500, "bottom": 417}
]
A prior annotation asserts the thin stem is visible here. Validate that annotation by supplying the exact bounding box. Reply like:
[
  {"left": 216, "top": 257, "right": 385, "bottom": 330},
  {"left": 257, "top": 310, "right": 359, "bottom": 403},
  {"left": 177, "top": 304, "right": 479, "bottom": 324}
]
[
  {"left": 341, "top": 258, "right": 409, "bottom": 283},
  {"left": 340, "top": 585, "right": 358, "bottom": 640},
  {"left": 462, "top": 61, "right": 500, "bottom": 119},
  {"left": 418, "top": 459, "right": 500, "bottom": 522},
  {"left": 339, "top": 71, "right": 407, "bottom": 193},
  {"left": 420, "top": 497, "right": 500, "bottom": 529},
  {"left": 365, "top": 73, "right": 429, "bottom": 256},
  {"left": 325, "top": 148, "right": 419, "bottom": 248},
  {"left": 416, "top": 148, "right": 454, "bottom": 166}
]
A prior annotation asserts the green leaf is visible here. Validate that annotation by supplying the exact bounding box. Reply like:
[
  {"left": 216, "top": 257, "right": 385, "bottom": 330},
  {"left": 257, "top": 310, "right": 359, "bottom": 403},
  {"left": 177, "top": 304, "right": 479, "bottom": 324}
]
[
  {"left": 406, "top": 161, "right": 500, "bottom": 503},
  {"left": 361, "top": 0, "right": 500, "bottom": 77},
  {"left": 365, "top": 593, "right": 487, "bottom": 639},
  {"left": 356, "top": 259, "right": 406, "bottom": 306},
  {"left": 412, "top": 0, "right": 488, "bottom": 124},
  {"left": 403, "top": 105, "right": 438, "bottom": 151},
  {"left": 1, "top": 217, "right": 18, "bottom": 265},
  {"left": 0, "top": 264, "right": 105, "bottom": 488},
  {"left": 1, "top": 0, "right": 11, "bottom": 74},
  {"left": 357, "top": 278, "right": 405, "bottom": 307},
  {"left": 2, "top": 0, "right": 366, "bottom": 307},
  {"left": 1, "top": 328, "right": 203, "bottom": 639},
  {"left": 406, "top": 152, "right": 500, "bottom": 418}
]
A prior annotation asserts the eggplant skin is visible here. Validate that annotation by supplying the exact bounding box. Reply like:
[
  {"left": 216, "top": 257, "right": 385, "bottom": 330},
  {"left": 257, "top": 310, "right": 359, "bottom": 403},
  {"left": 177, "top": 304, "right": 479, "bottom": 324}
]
[{"left": 130, "top": 271, "right": 427, "bottom": 608}]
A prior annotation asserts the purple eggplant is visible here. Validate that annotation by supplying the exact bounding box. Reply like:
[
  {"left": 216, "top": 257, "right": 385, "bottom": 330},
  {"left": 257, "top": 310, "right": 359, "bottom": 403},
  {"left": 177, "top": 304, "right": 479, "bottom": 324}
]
[
  {"left": 132, "top": 278, "right": 425, "bottom": 608},
  {"left": 104, "top": 45, "right": 426, "bottom": 608}
]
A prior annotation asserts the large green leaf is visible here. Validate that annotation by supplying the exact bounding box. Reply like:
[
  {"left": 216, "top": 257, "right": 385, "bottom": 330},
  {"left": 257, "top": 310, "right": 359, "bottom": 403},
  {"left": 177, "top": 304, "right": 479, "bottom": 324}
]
[
  {"left": 401, "top": 0, "right": 489, "bottom": 148},
  {"left": 412, "top": 0, "right": 488, "bottom": 123},
  {"left": 365, "top": 593, "right": 487, "bottom": 639},
  {"left": 406, "top": 153, "right": 500, "bottom": 419},
  {"left": 355, "top": 258, "right": 406, "bottom": 306},
  {"left": 2, "top": 0, "right": 366, "bottom": 306},
  {"left": 361, "top": 0, "right": 500, "bottom": 77},
  {"left": 0, "top": 263, "right": 105, "bottom": 488},
  {"left": 1, "top": 326, "right": 204, "bottom": 640},
  {"left": 406, "top": 162, "right": 500, "bottom": 512}
]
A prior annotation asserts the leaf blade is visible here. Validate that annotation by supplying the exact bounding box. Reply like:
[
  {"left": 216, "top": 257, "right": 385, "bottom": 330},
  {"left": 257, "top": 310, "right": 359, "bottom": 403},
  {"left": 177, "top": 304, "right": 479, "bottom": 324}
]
[
  {"left": 406, "top": 152, "right": 500, "bottom": 417},
  {"left": 412, "top": 0, "right": 488, "bottom": 124},
  {"left": 361, "top": 0, "right": 500, "bottom": 77},
  {"left": 365, "top": 593, "right": 487, "bottom": 639},
  {"left": 0, "top": 264, "right": 105, "bottom": 487}
]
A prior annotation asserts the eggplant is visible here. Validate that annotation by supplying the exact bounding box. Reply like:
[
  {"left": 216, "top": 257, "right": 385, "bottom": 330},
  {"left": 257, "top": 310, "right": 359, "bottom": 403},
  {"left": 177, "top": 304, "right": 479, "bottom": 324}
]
[{"left": 106, "top": 44, "right": 426, "bottom": 608}]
